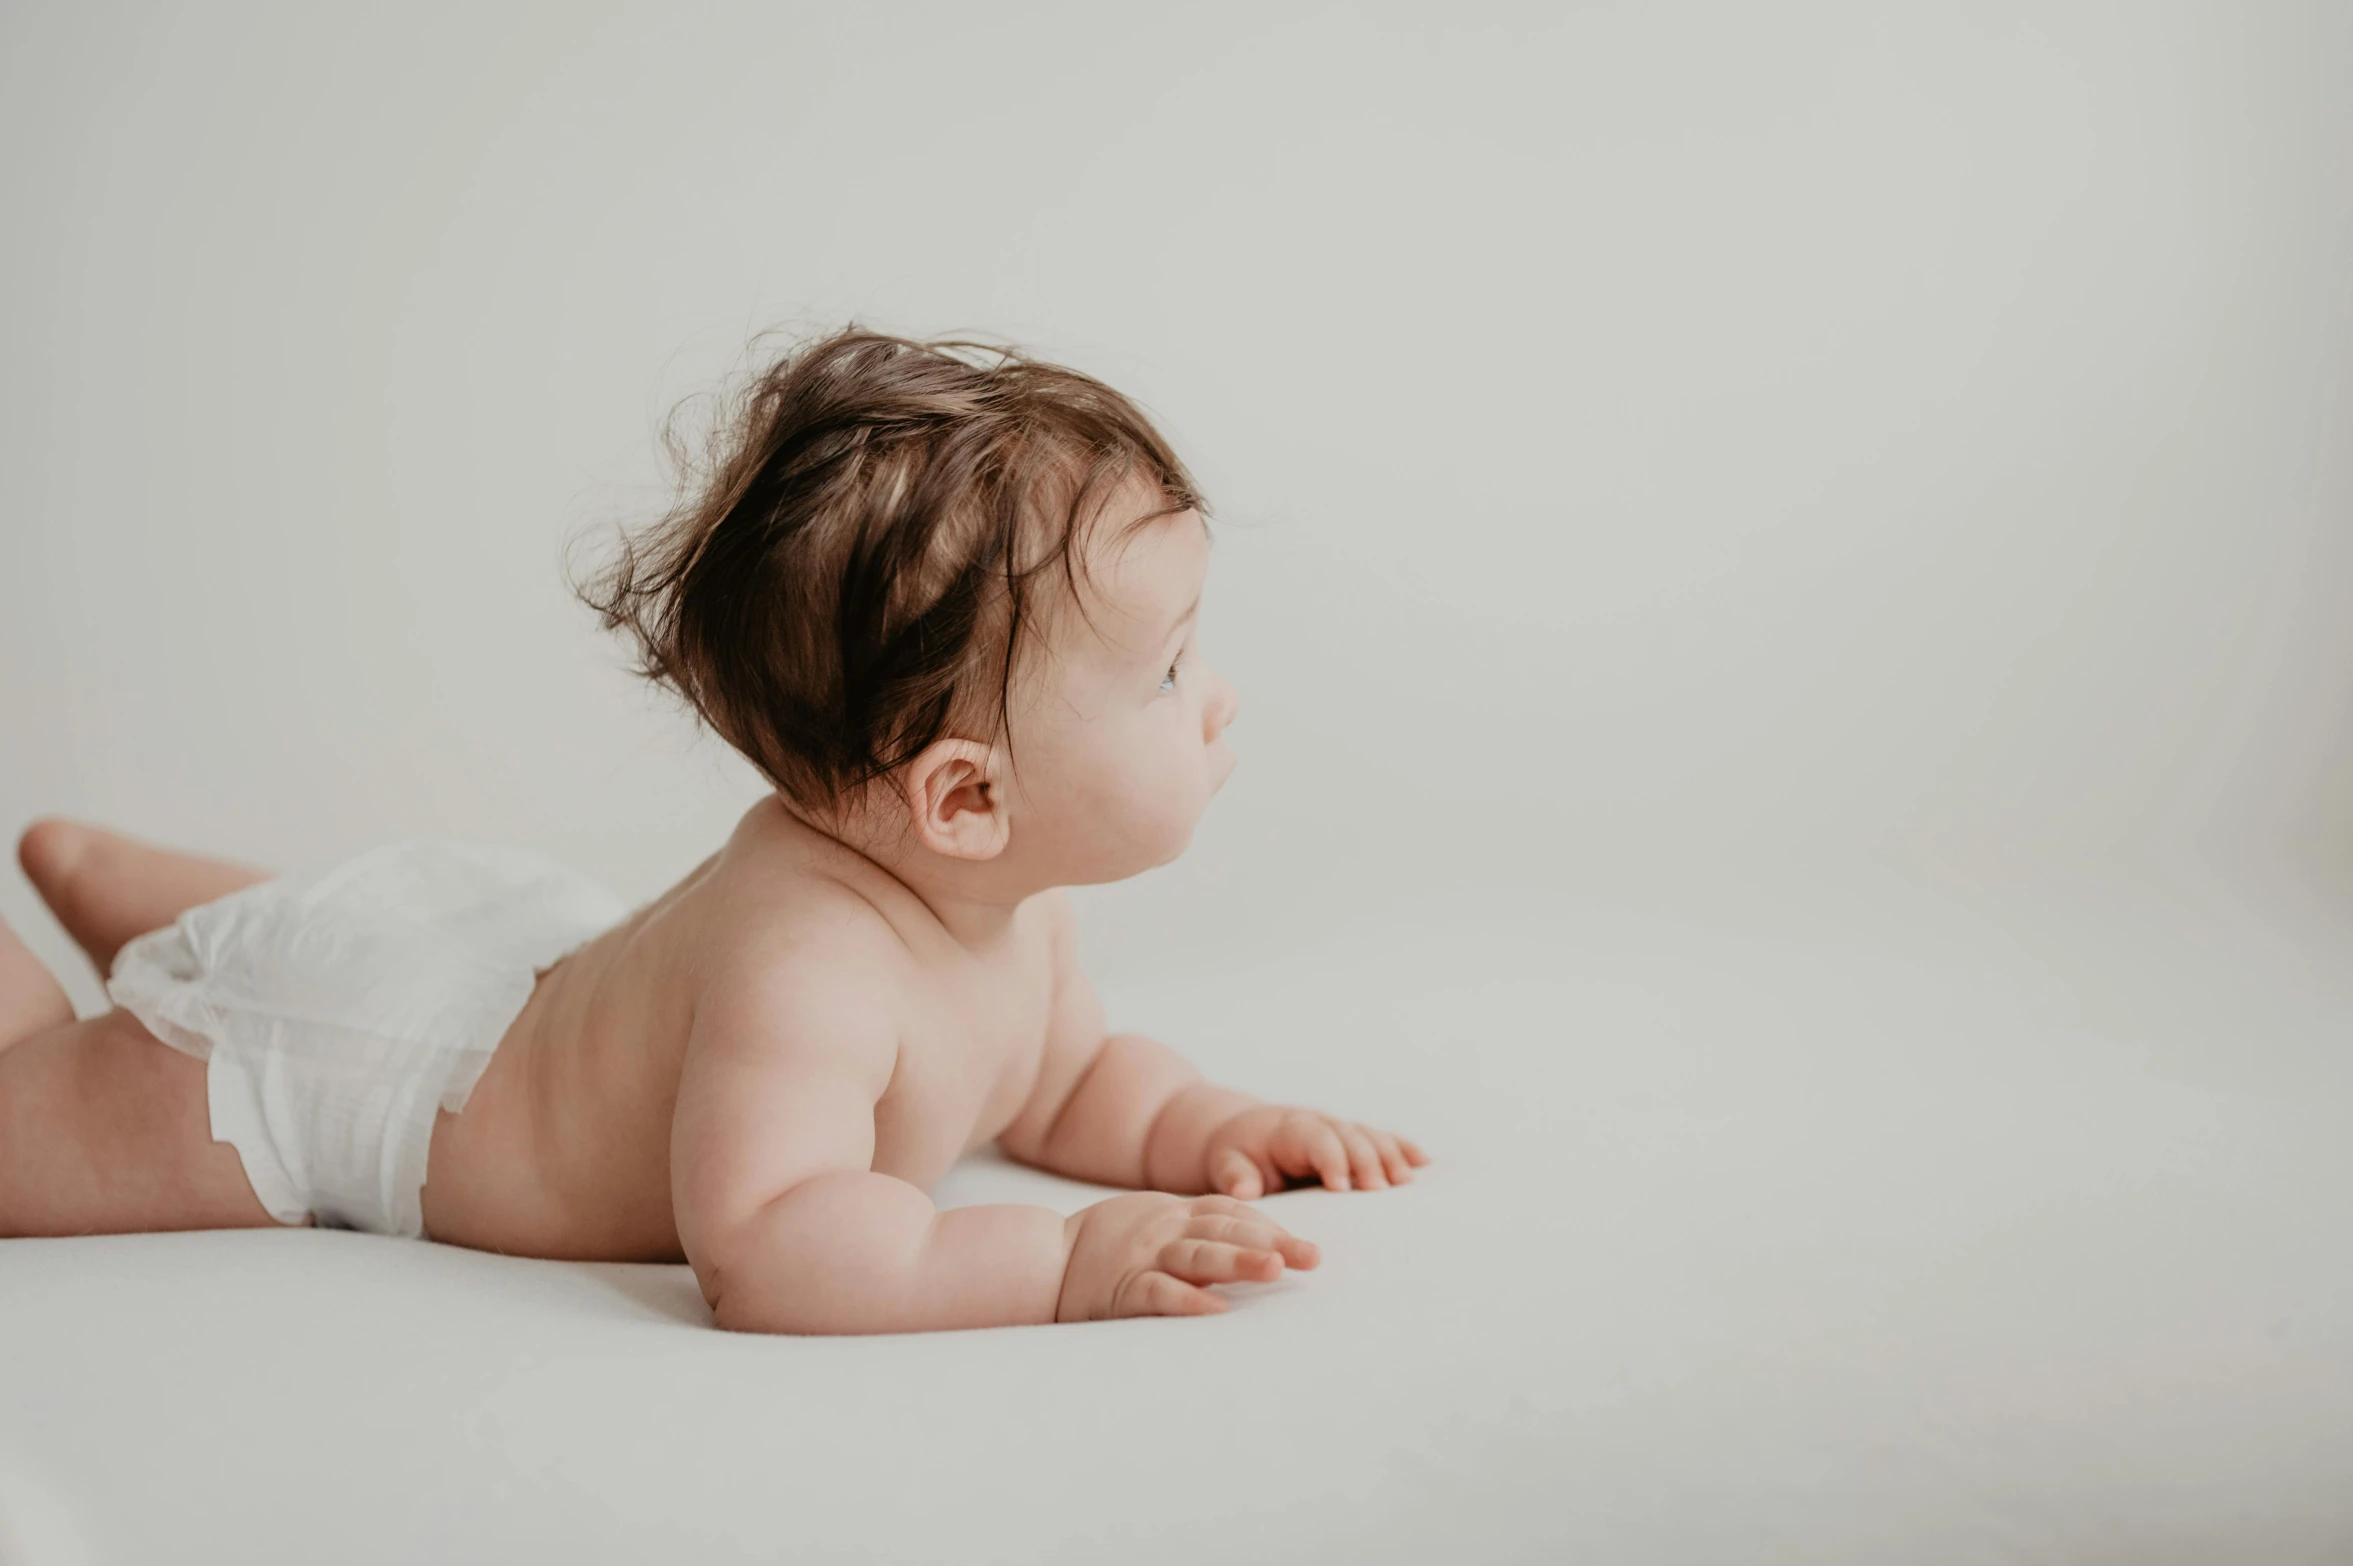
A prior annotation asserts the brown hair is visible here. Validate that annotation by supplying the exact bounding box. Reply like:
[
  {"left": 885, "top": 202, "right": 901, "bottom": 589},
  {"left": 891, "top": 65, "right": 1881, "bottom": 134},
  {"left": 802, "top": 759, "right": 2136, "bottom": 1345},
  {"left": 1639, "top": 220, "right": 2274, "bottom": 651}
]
[{"left": 579, "top": 328, "right": 1202, "bottom": 809}]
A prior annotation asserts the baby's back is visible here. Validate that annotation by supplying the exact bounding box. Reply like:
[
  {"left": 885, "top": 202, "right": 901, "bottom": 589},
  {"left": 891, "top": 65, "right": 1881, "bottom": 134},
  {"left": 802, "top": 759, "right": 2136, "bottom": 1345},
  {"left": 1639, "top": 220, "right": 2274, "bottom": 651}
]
[{"left": 420, "top": 846, "right": 741, "bottom": 1259}]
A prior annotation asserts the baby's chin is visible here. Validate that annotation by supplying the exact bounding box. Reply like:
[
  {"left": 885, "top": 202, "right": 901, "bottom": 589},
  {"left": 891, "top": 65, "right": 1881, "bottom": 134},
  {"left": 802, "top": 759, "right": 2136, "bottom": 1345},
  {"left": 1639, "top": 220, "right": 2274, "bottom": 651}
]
[
  {"left": 1141, "top": 800, "right": 1220, "bottom": 872},
  {"left": 1059, "top": 811, "right": 1209, "bottom": 886}
]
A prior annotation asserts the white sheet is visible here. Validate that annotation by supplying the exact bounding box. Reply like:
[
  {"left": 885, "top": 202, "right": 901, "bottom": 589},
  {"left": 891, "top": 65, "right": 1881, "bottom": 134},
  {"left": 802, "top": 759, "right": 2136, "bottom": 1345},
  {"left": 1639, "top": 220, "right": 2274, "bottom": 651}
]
[{"left": 5, "top": 880, "right": 2350, "bottom": 1564}]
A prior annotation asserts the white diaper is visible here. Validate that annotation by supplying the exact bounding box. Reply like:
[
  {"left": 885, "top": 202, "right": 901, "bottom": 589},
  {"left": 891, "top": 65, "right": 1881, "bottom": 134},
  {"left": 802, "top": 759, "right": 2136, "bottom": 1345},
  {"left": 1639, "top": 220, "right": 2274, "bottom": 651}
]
[{"left": 108, "top": 840, "right": 628, "bottom": 1238}]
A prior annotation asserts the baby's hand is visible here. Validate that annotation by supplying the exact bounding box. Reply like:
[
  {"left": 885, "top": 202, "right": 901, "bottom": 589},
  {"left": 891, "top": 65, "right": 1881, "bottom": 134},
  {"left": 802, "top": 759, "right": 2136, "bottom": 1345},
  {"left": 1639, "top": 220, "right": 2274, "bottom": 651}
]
[
  {"left": 1203, "top": 1106, "right": 1429, "bottom": 1198},
  {"left": 1057, "top": 1192, "right": 1320, "bottom": 1321}
]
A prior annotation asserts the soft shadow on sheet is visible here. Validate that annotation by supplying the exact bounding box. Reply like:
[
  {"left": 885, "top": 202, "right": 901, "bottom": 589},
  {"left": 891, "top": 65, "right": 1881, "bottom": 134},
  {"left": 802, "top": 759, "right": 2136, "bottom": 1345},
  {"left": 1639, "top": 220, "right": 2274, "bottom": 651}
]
[{"left": 573, "top": 1262, "right": 712, "bottom": 1329}]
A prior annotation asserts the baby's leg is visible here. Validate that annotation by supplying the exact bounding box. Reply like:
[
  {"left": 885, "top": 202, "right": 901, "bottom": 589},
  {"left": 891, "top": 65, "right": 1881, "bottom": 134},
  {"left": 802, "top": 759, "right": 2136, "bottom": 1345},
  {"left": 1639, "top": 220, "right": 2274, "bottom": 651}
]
[
  {"left": 0, "top": 945, "right": 279, "bottom": 1237},
  {"left": 17, "top": 819, "right": 269, "bottom": 978},
  {"left": 0, "top": 842, "right": 284, "bottom": 1236},
  {"left": 0, "top": 905, "right": 74, "bottom": 1049}
]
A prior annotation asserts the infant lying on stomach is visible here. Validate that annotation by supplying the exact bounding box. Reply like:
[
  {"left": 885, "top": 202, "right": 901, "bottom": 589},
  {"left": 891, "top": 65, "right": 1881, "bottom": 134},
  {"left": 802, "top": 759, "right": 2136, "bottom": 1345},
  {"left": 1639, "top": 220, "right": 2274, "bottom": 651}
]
[{"left": 0, "top": 329, "right": 1425, "bottom": 1333}]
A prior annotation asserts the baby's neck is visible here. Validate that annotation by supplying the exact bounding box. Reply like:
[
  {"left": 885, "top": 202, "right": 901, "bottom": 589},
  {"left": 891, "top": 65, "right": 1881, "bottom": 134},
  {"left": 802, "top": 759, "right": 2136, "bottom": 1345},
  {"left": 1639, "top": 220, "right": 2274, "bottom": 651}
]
[
  {"left": 868, "top": 853, "right": 1030, "bottom": 951},
  {"left": 754, "top": 795, "right": 1039, "bottom": 954}
]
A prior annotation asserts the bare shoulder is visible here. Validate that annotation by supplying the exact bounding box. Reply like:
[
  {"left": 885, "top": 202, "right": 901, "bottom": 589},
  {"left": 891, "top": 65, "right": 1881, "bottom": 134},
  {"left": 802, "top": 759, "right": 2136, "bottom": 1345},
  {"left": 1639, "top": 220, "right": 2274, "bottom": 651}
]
[
  {"left": 662, "top": 862, "right": 916, "bottom": 1260},
  {"left": 682, "top": 860, "right": 912, "bottom": 1076}
]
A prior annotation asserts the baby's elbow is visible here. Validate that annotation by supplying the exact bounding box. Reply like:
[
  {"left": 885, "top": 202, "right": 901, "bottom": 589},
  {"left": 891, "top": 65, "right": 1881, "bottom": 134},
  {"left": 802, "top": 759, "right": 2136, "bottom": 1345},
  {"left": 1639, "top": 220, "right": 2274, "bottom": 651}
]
[
  {"left": 707, "top": 1266, "right": 902, "bottom": 1336},
  {"left": 692, "top": 1252, "right": 750, "bottom": 1333},
  {"left": 685, "top": 1214, "right": 797, "bottom": 1334},
  {"left": 709, "top": 1283, "right": 784, "bottom": 1336},
  {"left": 694, "top": 1174, "right": 933, "bottom": 1335},
  {"left": 694, "top": 1226, "right": 833, "bottom": 1335},
  {"left": 701, "top": 1253, "right": 815, "bottom": 1335}
]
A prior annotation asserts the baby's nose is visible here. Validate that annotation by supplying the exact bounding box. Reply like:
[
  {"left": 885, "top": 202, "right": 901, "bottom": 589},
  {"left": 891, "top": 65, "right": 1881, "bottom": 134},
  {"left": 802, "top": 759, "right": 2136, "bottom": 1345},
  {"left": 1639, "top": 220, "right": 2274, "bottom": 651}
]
[{"left": 1204, "top": 675, "right": 1238, "bottom": 741}]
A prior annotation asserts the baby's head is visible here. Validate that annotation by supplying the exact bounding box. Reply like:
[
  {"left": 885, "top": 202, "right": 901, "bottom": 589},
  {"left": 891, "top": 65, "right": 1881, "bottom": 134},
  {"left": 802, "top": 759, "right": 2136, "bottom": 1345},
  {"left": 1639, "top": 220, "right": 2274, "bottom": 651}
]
[{"left": 586, "top": 329, "right": 1238, "bottom": 888}]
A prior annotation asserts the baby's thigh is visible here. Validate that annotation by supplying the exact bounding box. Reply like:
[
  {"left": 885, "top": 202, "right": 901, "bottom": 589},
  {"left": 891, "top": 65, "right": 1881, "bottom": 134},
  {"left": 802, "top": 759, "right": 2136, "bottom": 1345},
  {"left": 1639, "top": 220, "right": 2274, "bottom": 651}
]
[{"left": 0, "top": 1009, "right": 282, "bottom": 1236}]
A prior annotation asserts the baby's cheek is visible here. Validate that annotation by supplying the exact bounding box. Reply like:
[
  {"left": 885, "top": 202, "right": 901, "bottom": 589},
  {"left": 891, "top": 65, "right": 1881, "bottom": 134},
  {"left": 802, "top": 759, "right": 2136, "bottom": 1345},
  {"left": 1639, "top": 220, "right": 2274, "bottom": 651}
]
[
  {"left": 1052, "top": 766, "right": 1170, "bottom": 873},
  {"left": 1138, "top": 762, "right": 1216, "bottom": 862},
  {"left": 1064, "top": 733, "right": 1214, "bottom": 871}
]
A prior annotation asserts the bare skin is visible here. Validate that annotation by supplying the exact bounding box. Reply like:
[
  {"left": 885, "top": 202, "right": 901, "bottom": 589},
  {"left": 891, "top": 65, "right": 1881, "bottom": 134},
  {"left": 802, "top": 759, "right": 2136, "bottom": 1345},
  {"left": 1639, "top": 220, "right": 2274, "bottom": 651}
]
[{"left": 0, "top": 507, "right": 1428, "bottom": 1330}]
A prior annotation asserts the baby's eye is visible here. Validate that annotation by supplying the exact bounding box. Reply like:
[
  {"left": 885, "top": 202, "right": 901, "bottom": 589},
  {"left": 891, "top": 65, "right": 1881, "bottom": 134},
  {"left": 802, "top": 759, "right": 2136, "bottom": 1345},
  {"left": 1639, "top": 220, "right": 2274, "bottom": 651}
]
[{"left": 1159, "top": 657, "right": 1181, "bottom": 694}]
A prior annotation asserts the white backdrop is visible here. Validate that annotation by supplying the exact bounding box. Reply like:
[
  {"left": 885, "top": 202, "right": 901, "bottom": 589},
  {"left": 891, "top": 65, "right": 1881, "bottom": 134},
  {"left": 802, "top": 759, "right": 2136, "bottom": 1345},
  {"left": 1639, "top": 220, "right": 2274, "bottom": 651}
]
[
  {"left": 4, "top": 4, "right": 2350, "bottom": 1009},
  {"left": 8, "top": 10, "right": 2353, "bottom": 1563}
]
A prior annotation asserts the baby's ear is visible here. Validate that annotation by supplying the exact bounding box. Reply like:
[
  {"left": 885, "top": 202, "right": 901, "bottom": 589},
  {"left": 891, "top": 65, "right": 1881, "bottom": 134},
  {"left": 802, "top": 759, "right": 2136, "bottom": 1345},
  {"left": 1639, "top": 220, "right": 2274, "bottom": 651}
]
[{"left": 902, "top": 739, "right": 1011, "bottom": 861}]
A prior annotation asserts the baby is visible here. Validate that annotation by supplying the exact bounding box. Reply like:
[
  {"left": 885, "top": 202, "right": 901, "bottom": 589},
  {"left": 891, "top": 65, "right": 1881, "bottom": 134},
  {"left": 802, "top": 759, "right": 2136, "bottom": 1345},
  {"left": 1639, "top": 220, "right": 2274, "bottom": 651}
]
[{"left": 0, "top": 329, "right": 1426, "bottom": 1333}]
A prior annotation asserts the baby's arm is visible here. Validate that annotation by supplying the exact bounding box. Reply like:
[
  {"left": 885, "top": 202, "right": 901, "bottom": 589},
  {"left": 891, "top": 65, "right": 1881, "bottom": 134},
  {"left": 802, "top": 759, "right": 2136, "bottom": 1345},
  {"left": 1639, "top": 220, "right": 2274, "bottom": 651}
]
[
  {"left": 996, "top": 896, "right": 1427, "bottom": 1198},
  {"left": 672, "top": 944, "right": 1315, "bottom": 1334},
  {"left": 671, "top": 956, "right": 1064, "bottom": 1333}
]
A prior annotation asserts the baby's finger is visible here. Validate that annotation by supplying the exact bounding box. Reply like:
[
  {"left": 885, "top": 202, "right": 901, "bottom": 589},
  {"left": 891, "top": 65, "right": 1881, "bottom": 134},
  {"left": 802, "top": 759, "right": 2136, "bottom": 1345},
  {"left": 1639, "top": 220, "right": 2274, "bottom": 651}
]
[
  {"left": 1398, "top": 1136, "right": 1431, "bottom": 1167},
  {"left": 1340, "top": 1123, "right": 1388, "bottom": 1190},
  {"left": 1188, "top": 1213, "right": 1286, "bottom": 1247},
  {"left": 1372, "top": 1130, "right": 1414, "bottom": 1185},
  {"left": 1186, "top": 1193, "right": 1257, "bottom": 1219},
  {"left": 1209, "top": 1146, "right": 1265, "bottom": 1200},
  {"left": 1303, "top": 1118, "right": 1353, "bottom": 1190},
  {"left": 1271, "top": 1113, "right": 1352, "bottom": 1191},
  {"left": 1159, "top": 1238, "right": 1283, "bottom": 1285},
  {"left": 1190, "top": 1214, "right": 1319, "bottom": 1268},
  {"left": 1117, "top": 1270, "right": 1228, "bottom": 1318}
]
